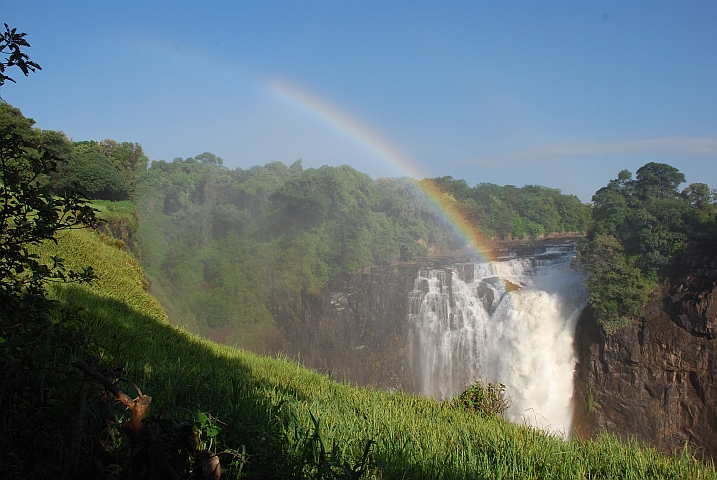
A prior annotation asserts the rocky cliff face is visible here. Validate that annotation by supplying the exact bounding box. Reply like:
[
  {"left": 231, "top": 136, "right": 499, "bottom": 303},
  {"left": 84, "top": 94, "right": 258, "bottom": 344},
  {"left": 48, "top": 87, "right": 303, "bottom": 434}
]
[
  {"left": 98, "top": 214, "right": 138, "bottom": 252},
  {"left": 267, "top": 243, "right": 549, "bottom": 391},
  {"left": 574, "top": 250, "right": 717, "bottom": 460},
  {"left": 269, "top": 264, "right": 419, "bottom": 391}
]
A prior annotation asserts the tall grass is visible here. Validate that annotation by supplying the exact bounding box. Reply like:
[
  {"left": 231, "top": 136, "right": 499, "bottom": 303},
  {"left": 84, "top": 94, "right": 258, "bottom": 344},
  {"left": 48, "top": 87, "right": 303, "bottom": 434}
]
[{"left": 37, "top": 228, "right": 716, "bottom": 479}]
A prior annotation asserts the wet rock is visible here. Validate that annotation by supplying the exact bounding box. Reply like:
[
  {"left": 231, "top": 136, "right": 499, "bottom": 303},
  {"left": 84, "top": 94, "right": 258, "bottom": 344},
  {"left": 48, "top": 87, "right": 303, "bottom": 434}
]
[
  {"left": 268, "top": 264, "right": 419, "bottom": 391},
  {"left": 475, "top": 282, "right": 495, "bottom": 313}
]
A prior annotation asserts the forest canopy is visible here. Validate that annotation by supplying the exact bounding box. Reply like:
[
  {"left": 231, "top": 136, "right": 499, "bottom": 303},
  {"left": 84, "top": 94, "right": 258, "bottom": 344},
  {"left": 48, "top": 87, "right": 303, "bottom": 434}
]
[
  {"left": 50, "top": 138, "right": 148, "bottom": 200},
  {"left": 0, "top": 105, "right": 147, "bottom": 201}
]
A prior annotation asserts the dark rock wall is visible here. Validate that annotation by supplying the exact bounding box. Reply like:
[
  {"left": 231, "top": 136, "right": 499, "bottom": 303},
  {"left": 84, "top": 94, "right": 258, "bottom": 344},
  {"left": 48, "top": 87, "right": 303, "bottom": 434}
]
[
  {"left": 269, "top": 264, "right": 419, "bottom": 391},
  {"left": 574, "top": 252, "right": 717, "bottom": 460},
  {"left": 98, "top": 215, "right": 138, "bottom": 252}
]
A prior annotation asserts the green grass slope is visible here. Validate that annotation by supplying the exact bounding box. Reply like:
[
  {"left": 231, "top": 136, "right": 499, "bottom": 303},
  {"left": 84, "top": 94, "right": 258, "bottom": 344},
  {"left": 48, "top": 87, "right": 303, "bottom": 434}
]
[{"left": 40, "top": 228, "right": 716, "bottom": 479}]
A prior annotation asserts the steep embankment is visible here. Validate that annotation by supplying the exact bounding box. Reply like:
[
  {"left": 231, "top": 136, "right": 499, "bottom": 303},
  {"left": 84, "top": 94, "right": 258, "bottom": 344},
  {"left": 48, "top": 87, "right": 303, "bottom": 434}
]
[
  {"left": 574, "top": 249, "right": 717, "bottom": 460},
  {"left": 93, "top": 199, "right": 140, "bottom": 251},
  {"left": 35, "top": 228, "right": 716, "bottom": 478}
]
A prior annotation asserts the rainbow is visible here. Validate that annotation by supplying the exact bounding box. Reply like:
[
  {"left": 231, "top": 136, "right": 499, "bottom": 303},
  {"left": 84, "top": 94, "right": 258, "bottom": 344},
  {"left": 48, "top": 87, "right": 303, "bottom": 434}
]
[{"left": 267, "top": 78, "right": 496, "bottom": 262}]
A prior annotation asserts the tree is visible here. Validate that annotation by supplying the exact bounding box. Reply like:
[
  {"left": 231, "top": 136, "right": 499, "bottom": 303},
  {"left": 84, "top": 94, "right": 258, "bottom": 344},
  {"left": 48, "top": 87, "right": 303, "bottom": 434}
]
[
  {"left": 634, "top": 162, "right": 685, "bottom": 200},
  {"left": 681, "top": 183, "right": 713, "bottom": 211},
  {"left": 0, "top": 23, "right": 41, "bottom": 92},
  {"left": 576, "top": 162, "right": 714, "bottom": 334},
  {"left": 195, "top": 151, "right": 223, "bottom": 166},
  {"left": 576, "top": 234, "right": 652, "bottom": 333},
  {"left": 52, "top": 139, "right": 146, "bottom": 199},
  {"left": 0, "top": 30, "right": 109, "bottom": 476},
  {"left": 0, "top": 27, "right": 96, "bottom": 323},
  {"left": 0, "top": 102, "right": 97, "bottom": 323},
  {"left": 64, "top": 148, "right": 130, "bottom": 200}
]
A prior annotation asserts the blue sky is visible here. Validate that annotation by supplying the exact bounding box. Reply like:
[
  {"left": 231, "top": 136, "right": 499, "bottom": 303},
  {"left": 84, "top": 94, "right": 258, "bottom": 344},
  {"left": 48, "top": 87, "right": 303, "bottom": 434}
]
[{"left": 3, "top": 1, "right": 716, "bottom": 201}]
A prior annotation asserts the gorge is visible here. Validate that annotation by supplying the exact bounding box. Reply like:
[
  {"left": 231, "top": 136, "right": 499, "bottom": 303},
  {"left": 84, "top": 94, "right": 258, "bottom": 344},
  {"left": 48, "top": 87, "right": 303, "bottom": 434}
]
[
  {"left": 123, "top": 154, "right": 715, "bottom": 462},
  {"left": 271, "top": 239, "right": 717, "bottom": 459},
  {"left": 272, "top": 241, "right": 587, "bottom": 435}
]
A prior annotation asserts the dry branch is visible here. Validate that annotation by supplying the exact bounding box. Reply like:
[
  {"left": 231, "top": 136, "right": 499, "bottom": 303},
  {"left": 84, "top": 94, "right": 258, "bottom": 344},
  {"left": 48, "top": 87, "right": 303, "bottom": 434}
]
[{"left": 71, "top": 360, "right": 152, "bottom": 439}]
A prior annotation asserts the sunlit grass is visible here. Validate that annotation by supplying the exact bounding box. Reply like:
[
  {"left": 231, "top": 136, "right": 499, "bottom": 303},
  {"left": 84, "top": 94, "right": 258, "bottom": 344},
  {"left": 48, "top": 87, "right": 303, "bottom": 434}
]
[{"left": 36, "top": 228, "right": 717, "bottom": 479}]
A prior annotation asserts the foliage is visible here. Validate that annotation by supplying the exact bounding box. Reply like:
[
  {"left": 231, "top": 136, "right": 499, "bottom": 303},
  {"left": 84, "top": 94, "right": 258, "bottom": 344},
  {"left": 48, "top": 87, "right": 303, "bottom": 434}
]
[
  {"left": 65, "top": 149, "right": 128, "bottom": 198},
  {"left": 577, "top": 234, "right": 654, "bottom": 334},
  {"left": 91, "top": 199, "right": 141, "bottom": 252},
  {"left": 0, "top": 44, "right": 107, "bottom": 477},
  {"left": 576, "top": 162, "right": 717, "bottom": 333},
  {"left": 0, "top": 303, "right": 103, "bottom": 478},
  {"left": 10, "top": 22, "right": 711, "bottom": 479},
  {"left": 51, "top": 139, "right": 148, "bottom": 200},
  {"left": 0, "top": 102, "right": 97, "bottom": 324},
  {"left": 454, "top": 380, "right": 512, "bottom": 418},
  {"left": 424, "top": 176, "right": 591, "bottom": 239}
]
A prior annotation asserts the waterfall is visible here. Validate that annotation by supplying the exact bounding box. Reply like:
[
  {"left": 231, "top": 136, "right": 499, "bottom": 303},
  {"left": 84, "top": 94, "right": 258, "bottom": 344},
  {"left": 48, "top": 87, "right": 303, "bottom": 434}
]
[{"left": 407, "top": 244, "right": 587, "bottom": 437}]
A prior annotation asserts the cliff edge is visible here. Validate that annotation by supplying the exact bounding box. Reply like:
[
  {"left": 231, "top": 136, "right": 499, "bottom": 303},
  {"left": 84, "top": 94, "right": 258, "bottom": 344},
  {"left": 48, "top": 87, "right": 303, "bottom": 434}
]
[{"left": 574, "top": 248, "right": 717, "bottom": 460}]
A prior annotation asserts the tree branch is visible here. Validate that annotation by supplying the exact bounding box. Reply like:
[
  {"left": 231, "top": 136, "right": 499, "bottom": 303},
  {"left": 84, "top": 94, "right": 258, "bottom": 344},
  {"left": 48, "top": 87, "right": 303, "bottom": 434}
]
[{"left": 71, "top": 361, "right": 152, "bottom": 440}]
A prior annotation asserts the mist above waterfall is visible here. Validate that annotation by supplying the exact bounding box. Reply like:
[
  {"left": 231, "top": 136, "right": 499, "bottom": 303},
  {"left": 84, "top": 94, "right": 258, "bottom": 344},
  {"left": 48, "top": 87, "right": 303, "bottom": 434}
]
[{"left": 407, "top": 245, "right": 587, "bottom": 437}]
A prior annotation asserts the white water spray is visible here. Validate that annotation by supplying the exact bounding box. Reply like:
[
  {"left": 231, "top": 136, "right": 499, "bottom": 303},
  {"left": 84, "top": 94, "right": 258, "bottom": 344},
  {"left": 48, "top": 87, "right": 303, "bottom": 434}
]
[{"left": 407, "top": 244, "right": 587, "bottom": 437}]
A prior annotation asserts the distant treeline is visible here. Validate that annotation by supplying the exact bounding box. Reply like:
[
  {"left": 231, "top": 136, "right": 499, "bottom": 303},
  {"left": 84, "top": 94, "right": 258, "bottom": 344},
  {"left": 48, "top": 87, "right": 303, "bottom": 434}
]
[
  {"left": 11, "top": 98, "right": 714, "bottom": 343},
  {"left": 424, "top": 176, "right": 590, "bottom": 239},
  {"left": 132, "top": 155, "right": 590, "bottom": 347}
]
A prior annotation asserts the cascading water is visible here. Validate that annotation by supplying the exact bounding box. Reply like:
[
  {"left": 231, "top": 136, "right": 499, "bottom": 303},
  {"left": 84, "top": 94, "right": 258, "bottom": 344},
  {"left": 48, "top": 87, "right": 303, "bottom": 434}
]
[{"left": 407, "top": 244, "right": 587, "bottom": 437}]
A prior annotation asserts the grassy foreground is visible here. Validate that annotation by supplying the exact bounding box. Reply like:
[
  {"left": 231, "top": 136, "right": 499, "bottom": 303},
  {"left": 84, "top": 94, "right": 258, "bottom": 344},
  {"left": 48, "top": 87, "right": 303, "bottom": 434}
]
[{"left": 39, "top": 228, "right": 716, "bottom": 479}]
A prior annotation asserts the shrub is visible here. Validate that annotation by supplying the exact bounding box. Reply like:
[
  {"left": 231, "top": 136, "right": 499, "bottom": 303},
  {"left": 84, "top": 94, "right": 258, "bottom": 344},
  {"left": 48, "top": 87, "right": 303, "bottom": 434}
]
[{"left": 454, "top": 380, "right": 512, "bottom": 418}]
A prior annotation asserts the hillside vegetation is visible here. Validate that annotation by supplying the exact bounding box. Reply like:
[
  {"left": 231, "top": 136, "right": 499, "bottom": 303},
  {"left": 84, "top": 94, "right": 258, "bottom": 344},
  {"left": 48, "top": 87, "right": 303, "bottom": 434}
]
[
  {"left": 2, "top": 101, "right": 712, "bottom": 477},
  {"left": 8, "top": 227, "right": 713, "bottom": 479}
]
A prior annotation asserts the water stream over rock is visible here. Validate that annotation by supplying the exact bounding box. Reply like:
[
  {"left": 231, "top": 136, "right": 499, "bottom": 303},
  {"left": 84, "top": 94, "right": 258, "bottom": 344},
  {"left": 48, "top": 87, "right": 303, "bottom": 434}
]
[{"left": 407, "top": 244, "right": 587, "bottom": 436}]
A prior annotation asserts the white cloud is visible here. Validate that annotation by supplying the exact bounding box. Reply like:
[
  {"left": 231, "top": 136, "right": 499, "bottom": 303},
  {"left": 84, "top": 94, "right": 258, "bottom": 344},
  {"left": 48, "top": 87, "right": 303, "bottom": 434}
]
[{"left": 457, "top": 136, "right": 717, "bottom": 166}]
